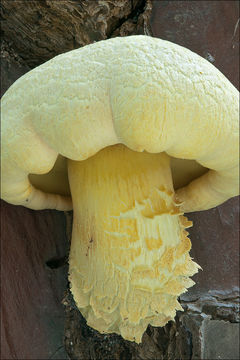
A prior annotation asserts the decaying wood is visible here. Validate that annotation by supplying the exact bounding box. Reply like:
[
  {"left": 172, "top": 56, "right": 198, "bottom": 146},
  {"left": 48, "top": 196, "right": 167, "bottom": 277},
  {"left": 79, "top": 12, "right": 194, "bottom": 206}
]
[
  {"left": 1, "top": 0, "right": 239, "bottom": 359},
  {"left": 1, "top": 0, "right": 152, "bottom": 67}
]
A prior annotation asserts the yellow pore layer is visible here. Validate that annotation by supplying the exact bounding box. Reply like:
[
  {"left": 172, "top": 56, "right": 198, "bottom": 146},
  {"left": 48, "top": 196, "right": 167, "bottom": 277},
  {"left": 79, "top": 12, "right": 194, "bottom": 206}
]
[{"left": 68, "top": 144, "right": 200, "bottom": 343}]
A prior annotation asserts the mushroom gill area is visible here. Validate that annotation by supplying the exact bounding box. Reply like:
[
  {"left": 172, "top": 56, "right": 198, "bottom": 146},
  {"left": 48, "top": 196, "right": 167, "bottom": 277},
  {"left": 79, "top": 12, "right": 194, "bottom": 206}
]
[
  {"left": 29, "top": 150, "right": 208, "bottom": 196},
  {"left": 66, "top": 144, "right": 201, "bottom": 343}
]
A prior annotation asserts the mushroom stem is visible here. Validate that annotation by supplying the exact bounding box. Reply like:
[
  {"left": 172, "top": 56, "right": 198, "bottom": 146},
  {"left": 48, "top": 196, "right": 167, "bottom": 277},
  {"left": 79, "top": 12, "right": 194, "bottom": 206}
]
[{"left": 68, "top": 144, "right": 200, "bottom": 343}]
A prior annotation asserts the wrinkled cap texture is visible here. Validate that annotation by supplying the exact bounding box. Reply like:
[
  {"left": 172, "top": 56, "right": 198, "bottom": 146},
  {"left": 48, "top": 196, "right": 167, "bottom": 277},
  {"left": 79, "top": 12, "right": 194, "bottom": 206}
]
[{"left": 1, "top": 35, "right": 239, "bottom": 212}]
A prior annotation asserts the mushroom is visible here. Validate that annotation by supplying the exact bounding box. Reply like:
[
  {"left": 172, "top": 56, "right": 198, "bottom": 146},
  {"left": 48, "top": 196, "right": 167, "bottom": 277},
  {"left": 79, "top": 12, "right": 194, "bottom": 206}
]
[{"left": 1, "top": 36, "right": 239, "bottom": 343}]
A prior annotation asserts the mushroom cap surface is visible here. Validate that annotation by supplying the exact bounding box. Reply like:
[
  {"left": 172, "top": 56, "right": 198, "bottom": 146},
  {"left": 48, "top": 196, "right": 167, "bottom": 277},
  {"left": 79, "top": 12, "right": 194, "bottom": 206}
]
[{"left": 1, "top": 35, "right": 239, "bottom": 212}]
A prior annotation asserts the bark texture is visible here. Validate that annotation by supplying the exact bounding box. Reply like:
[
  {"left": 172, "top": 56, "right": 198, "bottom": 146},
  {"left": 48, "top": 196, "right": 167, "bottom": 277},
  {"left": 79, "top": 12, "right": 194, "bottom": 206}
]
[
  {"left": 1, "top": 0, "right": 152, "bottom": 67},
  {"left": 1, "top": 1, "right": 239, "bottom": 359}
]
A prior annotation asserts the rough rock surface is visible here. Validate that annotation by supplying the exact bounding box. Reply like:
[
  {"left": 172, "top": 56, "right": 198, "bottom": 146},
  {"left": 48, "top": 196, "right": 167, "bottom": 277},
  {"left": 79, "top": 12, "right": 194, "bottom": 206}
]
[
  {"left": 64, "top": 287, "right": 239, "bottom": 360},
  {"left": 1, "top": 1, "right": 239, "bottom": 359}
]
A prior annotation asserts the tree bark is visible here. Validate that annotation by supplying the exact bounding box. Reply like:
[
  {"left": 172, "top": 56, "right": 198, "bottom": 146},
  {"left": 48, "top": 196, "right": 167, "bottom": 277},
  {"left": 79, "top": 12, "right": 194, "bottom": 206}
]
[
  {"left": 1, "top": 0, "right": 152, "bottom": 67},
  {"left": 1, "top": 1, "right": 239, "bottom": 359}
]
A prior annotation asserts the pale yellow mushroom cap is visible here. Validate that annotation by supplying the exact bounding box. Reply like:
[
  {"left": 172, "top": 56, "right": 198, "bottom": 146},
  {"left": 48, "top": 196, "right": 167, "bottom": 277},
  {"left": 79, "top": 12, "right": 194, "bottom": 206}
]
[
  {"left": 1, "top": 35, "right": 239, "bottom": 344},
  {"left": 1, "top": 35, "right": 239, "bottom": 212}
]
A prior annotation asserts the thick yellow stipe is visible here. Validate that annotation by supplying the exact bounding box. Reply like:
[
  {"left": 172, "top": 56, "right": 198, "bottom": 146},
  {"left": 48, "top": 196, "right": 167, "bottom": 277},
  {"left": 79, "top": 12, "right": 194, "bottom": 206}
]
[{"left": 68, "top": 145, "right": 200, "bottom": 343}]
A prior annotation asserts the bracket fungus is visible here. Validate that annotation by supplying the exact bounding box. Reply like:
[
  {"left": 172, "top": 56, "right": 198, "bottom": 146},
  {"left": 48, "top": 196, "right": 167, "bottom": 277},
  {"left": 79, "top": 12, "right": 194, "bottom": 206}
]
[{"left": 1, "top": 36, "right": 239, "bottom": 343}]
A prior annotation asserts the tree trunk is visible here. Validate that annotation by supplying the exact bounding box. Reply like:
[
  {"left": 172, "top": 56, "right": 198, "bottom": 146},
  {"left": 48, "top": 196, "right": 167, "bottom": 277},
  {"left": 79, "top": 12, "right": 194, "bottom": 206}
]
[{"left": 1, "top": 1, "right": 239, "bottom": 359}]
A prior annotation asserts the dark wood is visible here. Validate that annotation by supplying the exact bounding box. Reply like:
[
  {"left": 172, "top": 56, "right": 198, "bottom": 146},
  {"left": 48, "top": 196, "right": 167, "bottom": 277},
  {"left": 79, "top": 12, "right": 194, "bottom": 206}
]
[
  {"left": 1, "top": 0, "right": 239, "bottom": 359},
  {"left": 1, "top": 0, "right": 149, "bottom": 67}
]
